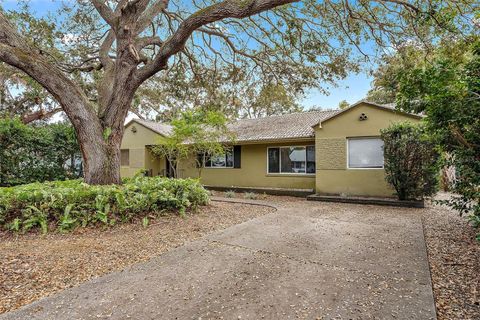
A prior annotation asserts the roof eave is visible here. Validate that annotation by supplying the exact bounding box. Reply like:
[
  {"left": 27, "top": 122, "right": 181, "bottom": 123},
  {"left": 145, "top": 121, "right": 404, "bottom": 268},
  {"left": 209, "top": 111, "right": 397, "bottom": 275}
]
[
  {"left": 315, "top": 100, "right": 422, "bottom": 128},
  {"left": 124, "top": 118, "right": 169, "bottom": 136}
]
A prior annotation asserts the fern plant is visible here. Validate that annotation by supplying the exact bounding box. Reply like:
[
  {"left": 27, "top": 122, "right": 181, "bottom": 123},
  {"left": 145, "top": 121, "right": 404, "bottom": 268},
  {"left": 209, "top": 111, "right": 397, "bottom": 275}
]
[
  {"left": 58, "top": 204, "right": 77, "bottom": 233},
  {"left": 22, "top": 206, "right": 48, "bottom": 234}
]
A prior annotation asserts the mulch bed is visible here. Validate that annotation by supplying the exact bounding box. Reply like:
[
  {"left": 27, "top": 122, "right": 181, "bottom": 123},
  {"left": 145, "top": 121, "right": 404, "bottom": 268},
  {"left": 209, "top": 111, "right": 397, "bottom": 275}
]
[
  {"left": 0, "top": 201, "right": 274, "bottom": 314},
  {"left": 422, "top": 198, "right": 480, "bottom": 320}
]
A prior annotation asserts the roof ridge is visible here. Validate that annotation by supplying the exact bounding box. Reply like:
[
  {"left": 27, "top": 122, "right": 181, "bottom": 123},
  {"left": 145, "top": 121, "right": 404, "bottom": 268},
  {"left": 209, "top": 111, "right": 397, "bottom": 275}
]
[
  {"left": 136, "top": 118, "right": 171, "bottom": 125},
  {"left": 232, "top": 109, "right": 339, "bottom": 123}
]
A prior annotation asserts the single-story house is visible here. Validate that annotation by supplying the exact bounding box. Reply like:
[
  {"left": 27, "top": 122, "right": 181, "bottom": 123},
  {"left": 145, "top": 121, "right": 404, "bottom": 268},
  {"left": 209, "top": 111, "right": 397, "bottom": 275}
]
[{"left": 120, "top": 100, "right": 421, "bottom": 197}]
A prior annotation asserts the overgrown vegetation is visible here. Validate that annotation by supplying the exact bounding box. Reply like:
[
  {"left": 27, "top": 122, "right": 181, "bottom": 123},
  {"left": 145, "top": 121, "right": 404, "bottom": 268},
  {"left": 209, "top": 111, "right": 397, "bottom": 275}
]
[
  {"left": 369, "top": 38, "right": 480, "bottom": 239},
  {"left": 394, "top": 40, "right": 479, "bottom": 239},
  {"left": 0, "top": 118, "right": 81, "bottom": 186},
  {"left": 381, "top": 122, "right": 439, "bottom": 201},
  {"left": 0, "top": 176, "right": 209, "bottom": 234}
]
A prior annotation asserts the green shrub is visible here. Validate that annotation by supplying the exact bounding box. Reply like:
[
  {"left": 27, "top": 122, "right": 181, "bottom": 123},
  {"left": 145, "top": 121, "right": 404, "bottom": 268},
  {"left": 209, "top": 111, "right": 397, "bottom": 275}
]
[
  {"left": 0, "top": 118, "right": 81, "bottom": 187},
  {"left": 0, "top": 176, "right": 209, "bottom": 234},
  {"left": 381, "top": 122, "right": 439, "bottom": 200},
  {"left": 244, "top": 192, "right": 257, "bottom": 200},
  {"left": 224, "top": 190, "right": 235, "bottom": 198}
]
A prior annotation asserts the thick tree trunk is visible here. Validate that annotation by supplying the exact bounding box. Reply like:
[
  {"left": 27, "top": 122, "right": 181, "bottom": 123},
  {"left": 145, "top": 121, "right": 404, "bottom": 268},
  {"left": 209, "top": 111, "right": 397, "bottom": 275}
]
[{"left": 81, "top": 138, "right": 122, "bottom": 185}]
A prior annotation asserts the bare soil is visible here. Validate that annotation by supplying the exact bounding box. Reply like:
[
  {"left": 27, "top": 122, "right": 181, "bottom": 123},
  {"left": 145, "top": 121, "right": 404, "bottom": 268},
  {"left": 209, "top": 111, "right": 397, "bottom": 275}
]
[{"left": 0, "top": 201, "right": 274, "bottom": 314}]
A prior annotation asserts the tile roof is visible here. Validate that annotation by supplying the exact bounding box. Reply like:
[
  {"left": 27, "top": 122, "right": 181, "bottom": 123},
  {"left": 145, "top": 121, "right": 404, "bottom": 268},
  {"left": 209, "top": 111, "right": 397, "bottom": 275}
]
[
  {"left": 133, "top": 119, "right": 173, "bottom": 136},
  {"left": 129, "top": 110, "right": 340, "bottom": 142},
  {"left": 128, "top": 101, "right": 422, "bottom": 143},
  {"left": 227, "top": 110, "right": 340, "bottom": 142}
]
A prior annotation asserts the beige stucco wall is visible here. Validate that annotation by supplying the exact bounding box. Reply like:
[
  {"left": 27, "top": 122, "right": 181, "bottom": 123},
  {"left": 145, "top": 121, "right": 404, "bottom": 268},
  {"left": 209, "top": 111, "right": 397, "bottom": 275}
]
[
  {"left": 120, "top": 121, "right": 166, "bottom": 178},
  {"left": 179, "top": 141, "right": 316, "bottom": 190},
  {"left": 315, "top": 102, "right": 421, "bottom": 197}
]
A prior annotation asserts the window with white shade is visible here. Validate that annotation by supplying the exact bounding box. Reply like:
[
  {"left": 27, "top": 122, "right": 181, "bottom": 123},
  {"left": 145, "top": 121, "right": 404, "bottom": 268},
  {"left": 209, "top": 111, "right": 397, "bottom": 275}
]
[{"left": 348, "top": 138, "right": 384, "bottom": 168}]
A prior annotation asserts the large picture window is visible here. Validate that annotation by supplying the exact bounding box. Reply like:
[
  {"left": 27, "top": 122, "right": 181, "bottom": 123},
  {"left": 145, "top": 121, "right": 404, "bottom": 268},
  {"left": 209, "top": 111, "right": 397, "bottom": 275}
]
[
  {"left": 348, "top": 138, "right": 384, "bottom": 168},
  {"left": 204, "top": 147, "right": 234, "bottom": 168},
  {"left": 268, "top": 146, "right": 315, "bottom": 174}
]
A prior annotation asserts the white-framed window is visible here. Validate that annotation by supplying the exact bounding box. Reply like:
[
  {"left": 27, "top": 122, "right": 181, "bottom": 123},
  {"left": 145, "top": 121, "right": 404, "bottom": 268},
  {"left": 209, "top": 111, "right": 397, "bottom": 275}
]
[
  {"left": 347, "top": 137, "right": 384, "bottom": 169},
  {"left": 204, "top": 147, "right": 234, "bottom": 168},
  {"left": 267, "top": 146, "right": 315, "bottom": 174}
]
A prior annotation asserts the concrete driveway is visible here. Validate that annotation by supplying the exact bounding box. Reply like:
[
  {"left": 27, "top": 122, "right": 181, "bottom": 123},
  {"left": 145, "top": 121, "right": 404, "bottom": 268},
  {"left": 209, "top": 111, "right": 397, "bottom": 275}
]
[{"left": 1, "top": 198, "right": 436, "bottom": 320}]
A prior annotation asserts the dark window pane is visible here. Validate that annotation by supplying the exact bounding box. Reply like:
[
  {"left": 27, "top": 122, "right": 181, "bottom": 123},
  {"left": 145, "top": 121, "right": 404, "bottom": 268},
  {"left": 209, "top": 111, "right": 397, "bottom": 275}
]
[
  {"left": 268, "top": 148, "right": 279, "bottom": 173},
  {"left": 306, "top": 146, "right": 315, "bottom": 173},
  {"left": 233, "top": 146, "right": 241, "bottom": 168},
  {"left": 226, "top": 149, "right": 234, "bottom": 167},
  {"left": 281, "top": 147, "right": 306, "bottom": 173},
  {"left": 205, "top": 154, "right": 211, "bottom": 167}
]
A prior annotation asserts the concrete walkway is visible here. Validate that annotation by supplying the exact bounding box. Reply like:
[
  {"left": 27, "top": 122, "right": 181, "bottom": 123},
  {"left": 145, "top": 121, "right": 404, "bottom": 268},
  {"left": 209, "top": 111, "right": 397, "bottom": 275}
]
[{"left": 1, "top": 198, "right": 436, "bottom": 320}]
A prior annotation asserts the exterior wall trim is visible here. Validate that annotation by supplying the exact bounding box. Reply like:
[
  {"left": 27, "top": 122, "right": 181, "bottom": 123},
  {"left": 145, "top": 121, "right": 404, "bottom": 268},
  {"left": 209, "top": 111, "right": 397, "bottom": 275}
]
[{"left": 312, "top": 100, "right": 422, "bottom": 129}]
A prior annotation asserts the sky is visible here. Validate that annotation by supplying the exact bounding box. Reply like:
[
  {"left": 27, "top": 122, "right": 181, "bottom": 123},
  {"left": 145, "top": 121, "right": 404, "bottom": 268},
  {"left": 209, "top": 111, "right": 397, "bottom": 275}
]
[{"left": 1, "top": 0, "right": 374, "bottom": 111}]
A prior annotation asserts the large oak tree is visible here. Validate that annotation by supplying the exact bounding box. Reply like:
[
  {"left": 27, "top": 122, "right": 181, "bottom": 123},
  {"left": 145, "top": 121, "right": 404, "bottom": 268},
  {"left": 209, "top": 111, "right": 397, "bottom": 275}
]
[{"left": 0, "top": 0, "right": 475, "bottom": 184}]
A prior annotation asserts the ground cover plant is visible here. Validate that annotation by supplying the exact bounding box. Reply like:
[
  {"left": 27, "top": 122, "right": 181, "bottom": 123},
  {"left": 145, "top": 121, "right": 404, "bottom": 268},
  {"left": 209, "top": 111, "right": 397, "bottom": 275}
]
[
  {"left": 244, "top": 192, "right": 258, "bottom": 200},
  {"left": 0, "top": 176, "right": 209, "bottom": 234},
  {"left": 224, "top": 190, "right": 235, "bottom": 198}
]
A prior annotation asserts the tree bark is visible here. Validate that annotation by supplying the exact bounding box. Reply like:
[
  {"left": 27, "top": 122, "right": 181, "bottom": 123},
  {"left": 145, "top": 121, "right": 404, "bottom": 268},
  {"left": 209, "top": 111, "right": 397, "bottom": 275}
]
[
  {"left": 21, "top": 107, "right": 63, "bottom": 124},
  {"left": 81, "top": 137, "right": 122, "bottom": 185}
]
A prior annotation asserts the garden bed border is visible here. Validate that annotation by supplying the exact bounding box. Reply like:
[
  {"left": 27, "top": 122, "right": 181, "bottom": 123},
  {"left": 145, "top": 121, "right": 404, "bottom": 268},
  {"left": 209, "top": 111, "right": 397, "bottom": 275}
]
[{"left": 306, "top": 194, "right": 425, "bottom": 208}]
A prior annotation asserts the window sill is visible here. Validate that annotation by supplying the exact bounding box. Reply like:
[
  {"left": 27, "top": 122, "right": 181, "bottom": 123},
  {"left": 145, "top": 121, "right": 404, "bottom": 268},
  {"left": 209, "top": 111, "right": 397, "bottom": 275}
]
[
  {"left": 347, "top": 167, "right": 384, "bottom": 170},
  {"left": 266, "top": 173, "right": 316, "bottom": 177},
  {"left": 203, "top": 167, "right": 235, "bottom": 169}
]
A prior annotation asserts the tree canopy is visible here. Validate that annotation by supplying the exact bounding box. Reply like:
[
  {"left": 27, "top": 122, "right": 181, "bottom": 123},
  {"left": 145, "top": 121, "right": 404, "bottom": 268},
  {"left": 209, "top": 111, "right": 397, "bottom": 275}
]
[{"left": 0, "top": 0, "right": 477, "bottom": 184}]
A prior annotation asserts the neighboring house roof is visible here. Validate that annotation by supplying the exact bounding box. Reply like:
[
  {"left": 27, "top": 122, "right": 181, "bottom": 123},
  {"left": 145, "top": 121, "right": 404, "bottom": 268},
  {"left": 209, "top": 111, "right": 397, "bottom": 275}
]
[
  {"left": 126, "top": 119, "right": 173, "bottom": 136},
  {"left": 227, "top": 110, "right": 340, "bottom": 143},
  {"left": 314, "top": 100, "right": 422, "bottom": 127}
]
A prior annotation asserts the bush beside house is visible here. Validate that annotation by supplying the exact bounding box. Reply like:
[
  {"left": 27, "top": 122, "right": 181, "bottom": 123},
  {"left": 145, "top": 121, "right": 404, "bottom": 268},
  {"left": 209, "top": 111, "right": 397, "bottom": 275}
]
[{"left": 381, "top": 122, "right": 439, "bottom": 201}]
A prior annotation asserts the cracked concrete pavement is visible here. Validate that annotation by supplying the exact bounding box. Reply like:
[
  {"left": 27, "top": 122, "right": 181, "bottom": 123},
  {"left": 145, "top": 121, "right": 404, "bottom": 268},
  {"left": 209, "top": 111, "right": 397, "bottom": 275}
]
[{"left": 1, "top": 198, "right": 436, "bottom": 319}]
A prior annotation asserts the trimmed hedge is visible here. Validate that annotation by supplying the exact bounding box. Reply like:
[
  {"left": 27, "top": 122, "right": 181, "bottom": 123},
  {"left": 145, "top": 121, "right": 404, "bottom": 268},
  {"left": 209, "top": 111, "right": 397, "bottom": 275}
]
[{"left": 0, "top": 176, "right": 209, "bottom": 234}]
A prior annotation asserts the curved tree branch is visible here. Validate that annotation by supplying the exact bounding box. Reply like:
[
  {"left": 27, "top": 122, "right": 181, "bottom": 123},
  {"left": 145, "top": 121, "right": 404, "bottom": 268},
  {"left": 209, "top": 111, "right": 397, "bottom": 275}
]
[{"left": 136, "top": 0, "right": 300, "bottom": 83}]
